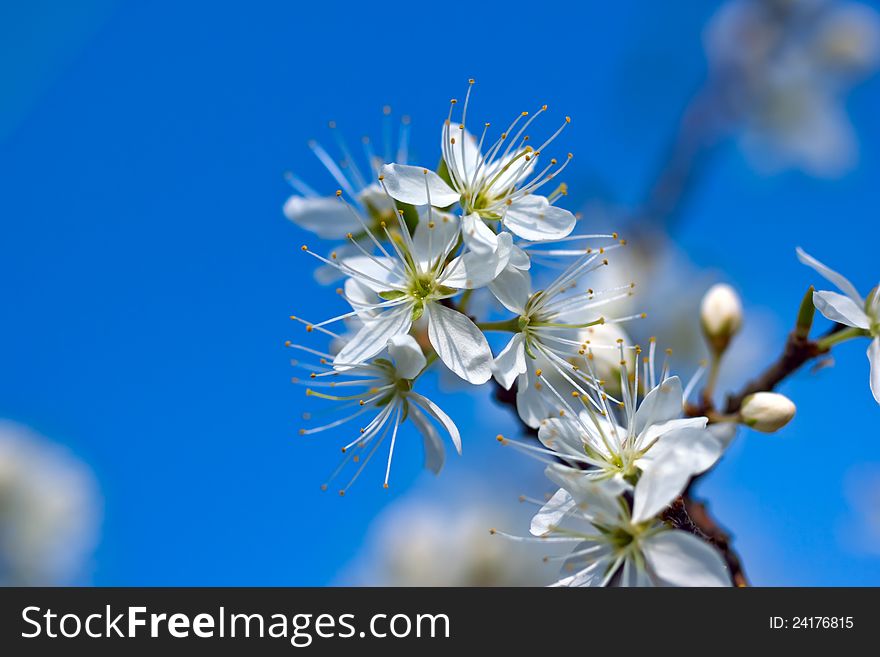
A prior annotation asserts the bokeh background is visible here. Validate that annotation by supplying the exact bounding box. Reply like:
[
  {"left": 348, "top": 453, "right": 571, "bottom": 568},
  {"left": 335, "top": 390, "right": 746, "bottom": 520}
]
[{"left": 2, "top": 0, "right": 879, "bottom": 586}]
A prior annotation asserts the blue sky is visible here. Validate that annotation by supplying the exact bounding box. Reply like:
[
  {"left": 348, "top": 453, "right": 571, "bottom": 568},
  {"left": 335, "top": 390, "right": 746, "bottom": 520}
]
[{"left": 1, "top": 0, "right": 879, "bottom": 585}]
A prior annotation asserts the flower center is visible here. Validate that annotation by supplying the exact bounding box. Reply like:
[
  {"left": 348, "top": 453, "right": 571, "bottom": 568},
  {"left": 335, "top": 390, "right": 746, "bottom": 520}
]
[{"left": 409, "top": 274, "right": 438, "bottom": 301}]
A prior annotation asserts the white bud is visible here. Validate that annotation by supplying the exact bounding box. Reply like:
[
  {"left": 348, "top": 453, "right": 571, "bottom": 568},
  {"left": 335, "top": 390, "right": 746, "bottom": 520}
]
[
  {"left": 700, "top": 283, "right": 743, "bottom": 354},
  {"left": 740, "top": 392, "right": 796, "bottom": 433}
]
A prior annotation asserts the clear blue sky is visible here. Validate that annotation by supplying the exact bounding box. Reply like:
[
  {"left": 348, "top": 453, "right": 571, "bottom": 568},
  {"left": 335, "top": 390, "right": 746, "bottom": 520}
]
[{"left": 2, "top": 0, "right": 879, "bottom": 585}]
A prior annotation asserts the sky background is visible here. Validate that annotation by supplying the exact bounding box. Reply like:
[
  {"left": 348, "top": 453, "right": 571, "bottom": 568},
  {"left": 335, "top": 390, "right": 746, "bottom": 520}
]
[{"left": 2, "top": 0, "right": 879, "bottom": 585}]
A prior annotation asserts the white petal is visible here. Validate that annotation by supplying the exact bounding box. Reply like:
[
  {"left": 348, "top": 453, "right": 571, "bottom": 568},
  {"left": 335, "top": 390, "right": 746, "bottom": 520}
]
[
  {"left": 543, "top": 465, "right": 628, "bottom": 528},
  {"left": 408, "top": 404, "right": 445, "bottom": 474},
  {"left": 530, "top": 488, "right": 575, "bottom": 536},
  {"left": 619, "top": 557, "right": 654, "bottom": 587},
  {"left": 813, "top": 290, "right": 870, "bottom": 328},
  {"left": 356, "top": 184, "right": 395, "bottom": 213},
  {"left": 380, "top": 163, "right": 459, "bottom": 207},
  {"left": 503, "top": 195, "right": 576, "bottom": 241},
  {"left": 441, "top": 124, "right": 482, "bottom": 188},
  {"left": 338, "top": 255, "right": 403, "bottom": 293},
  {"left": 644, "top": 531, "right": 731, "bottom": 587},
  {"left": 638, "top": 416, "right": 708, "bottom": 450},
  {"left": 425, "top": 302, "right": 493, "bottom": 384},
  {"left": 460, "top": 212, "right": 498, "bottom": 254},
  {"left": 411, "top": 209, "right": 459, "bottom": 269},
  {"left": 633, "top": 376, "right": 684, "bottom": 436},
  {"left": 440, "top": 232, "right": 512, "bottom": 290},
  {"left": 342, "top": 277, "right": 382, "bottom": 325},
  {"left": 631, "top": 456, "right": 692, "bottom": 523},
  {"left": 492, "top": 333, "right": 527, "bottom": 390},
  {"left": 333, "top": 306, "right": 413, "bottom": 368},
  {"left": 508, "top": 244, "right": 531, "bottom": 270},
  {"left": 796, "top": 247, "right": 863, "bottom": 304},
  {"left": 488, "top": 266, "right": 531, "bottom": 313},
  {"left": 516, "top": 366, "right": 550, "bottom": 429},
  {"left": 538, "top": 417, "right": 589, "bottom": 460},
  {"left": 387, "top": 334, "right": 426, "bottom": 379},
  {"left": 646, "top": 427, "right": 724, "bottom": 475},
  {"left": 869, "top": 338, "right": 880, "bottom": 405},
  {"left": 551, "top": 546, "right": 614, "bottom": 587},
  {"left": 408, "top": 391, "right": 462, "bottom": 454},
  {"left": 283, "top": 195, "right": 362, "bottom": 239}
]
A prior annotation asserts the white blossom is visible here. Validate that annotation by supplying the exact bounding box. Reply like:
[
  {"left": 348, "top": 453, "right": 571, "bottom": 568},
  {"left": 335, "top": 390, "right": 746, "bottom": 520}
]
[
  {"left": 499, "top": 466, "right": 730, "bottom": 587},
  {"left": 501, "top": 343, "right": 724, "bottom": 523},
  {"left": 797, "top": 246, "right": 879, "bottom": 403},
  {"left": 488, "top": 245, "right": 640, "bottom": 428},
  {"left": 299, "top": 202, "right": 503, "bottom": 384},
  {"left": 380, "top": 81, "right": 577, "bottom": 249},
  {"left": 292, "top": 334, "right": 460, "bottom": 492},
  {"left": 284, "top": 110, "right": 411, "bottom": 282}
]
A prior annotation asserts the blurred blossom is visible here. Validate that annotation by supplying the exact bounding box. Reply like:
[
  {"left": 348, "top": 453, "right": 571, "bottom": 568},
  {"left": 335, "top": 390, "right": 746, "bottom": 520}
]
[
  {"left": 586, "top": 230, "right": 778, "bottom": 391},
  {"left": 705, "top": 0, "right": 880, "bottom": 176},
  {"left": 0, "top": 421, "right": 99, "bottom": 585},
  {"left": 337, "top": 481, "right": 556, "bottom": 586}
]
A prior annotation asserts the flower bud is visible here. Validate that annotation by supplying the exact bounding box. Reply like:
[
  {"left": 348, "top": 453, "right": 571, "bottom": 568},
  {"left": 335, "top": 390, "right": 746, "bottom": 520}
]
[
  {"left": 700, "top": 283, "right": 743, "bottom": 355},
  {"left": 740, "top": 392, "right": 796, "bottom": 433}
]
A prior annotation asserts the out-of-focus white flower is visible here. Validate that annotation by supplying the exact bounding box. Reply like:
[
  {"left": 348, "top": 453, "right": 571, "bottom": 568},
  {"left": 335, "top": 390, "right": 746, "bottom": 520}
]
[
  {"left": 701, "top": 283, "right": 743, "bottom": 354},
  {"left": 284, "top": 109, "right": 411, "bottom": 282},
  {"left": 299, "top": 205, "right": 502, "bottom": 384},
  {"left": 0, "top": 422, "right": 99, "bottom": 585},
  {"left": 705, "top": 0, "right": 880, "bottom": 177},
  {"left": 292, "top": 335, "right": 459, "bottom": 492},
  {"left": 381, "top": 80, "right": 577, "bottom": 245},
  {"left": 500, "top": 467, "right": 730, "bottom": 587},
  {"left": 797, "top": 247, "right": 879, "bottom": 403},
  {"left": 740, "top": 392, "right": 797, "bottom": 432},
  {"left": 502, "top": 343, "right": 725, "bottom": 523}
]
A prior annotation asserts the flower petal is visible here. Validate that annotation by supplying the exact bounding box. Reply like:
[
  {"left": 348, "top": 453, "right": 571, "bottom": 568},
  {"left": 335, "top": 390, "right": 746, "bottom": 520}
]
[
  {"left": 425, "top": 302, "right": 493, "bottom": 384},
  {"left": 411, "top": 209, "right": 459, "bottom": 269},
  {"left": 516, "top": 364, "right": 551, "bottom": 428},
  {"left": 460, "top": 212, "right": 499, "bottom": 254},
  {"left": 338, "top": 254, "right": 404, "bottom": 293},
  {"left": 440, "top": 232, "right": 512, "bottom": 290},
  {"left": 797, "top": 247, "right": 863, "bottom": 304},
  {"left": 620, "top": 556, "right": 655, "bottom": 587},
  {"left": 503, "top": 195, "right": 576, "bottom": 241},
  {"left": 489, "top": 266, "right": 531, "bottom": 313},
  {"left": 408, "top": 403, "right": 445, "bottom": 474},
  {"left": 283, "top": 195, "right": 363, "bottom": 239},
  {"left": 631, "top": 455, "right": 692, "bottom": 523},
  {"left": 813, "top": 290, "right": 870, "bottom": 328},
  {"left": 380, "top": 163, "right": 459, "bottom": 207},
  {"left": 333, "top": 305, "right": 413, "bottom": 368},
  {"left": 633, "top": 376, "right": 684, "bottom": 436},
  {"left": 644, "top": 530, "right": 731, "bottom": 587},
  {"left": 492, "top": 333, "right": 527, "bottom": 390},
  {"left": 538, "top": 417, "right": 588, "bottom": 460},
  {"left": 869, "top": 338, "right": 880, "bottom": 405},
  {"left": 441, "top": 124, "right": 482, "bottom": 188},
  {"left": 508, "top": 244, "right": 531, "bottom": 270},
  {"left": 530, "top": 488, "right": 575, "bottom": 536},
  {"left": 388, "top": 334, "right": 426, "bottom": 379},
  {"left": 408, "top": 391, "right": 462, "bottom": 454}
]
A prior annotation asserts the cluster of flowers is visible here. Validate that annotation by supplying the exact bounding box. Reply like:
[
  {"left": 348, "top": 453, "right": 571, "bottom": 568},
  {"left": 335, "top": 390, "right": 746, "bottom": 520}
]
[{"left": 284, "top": 82, "right": 878, "bottom": 587}]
